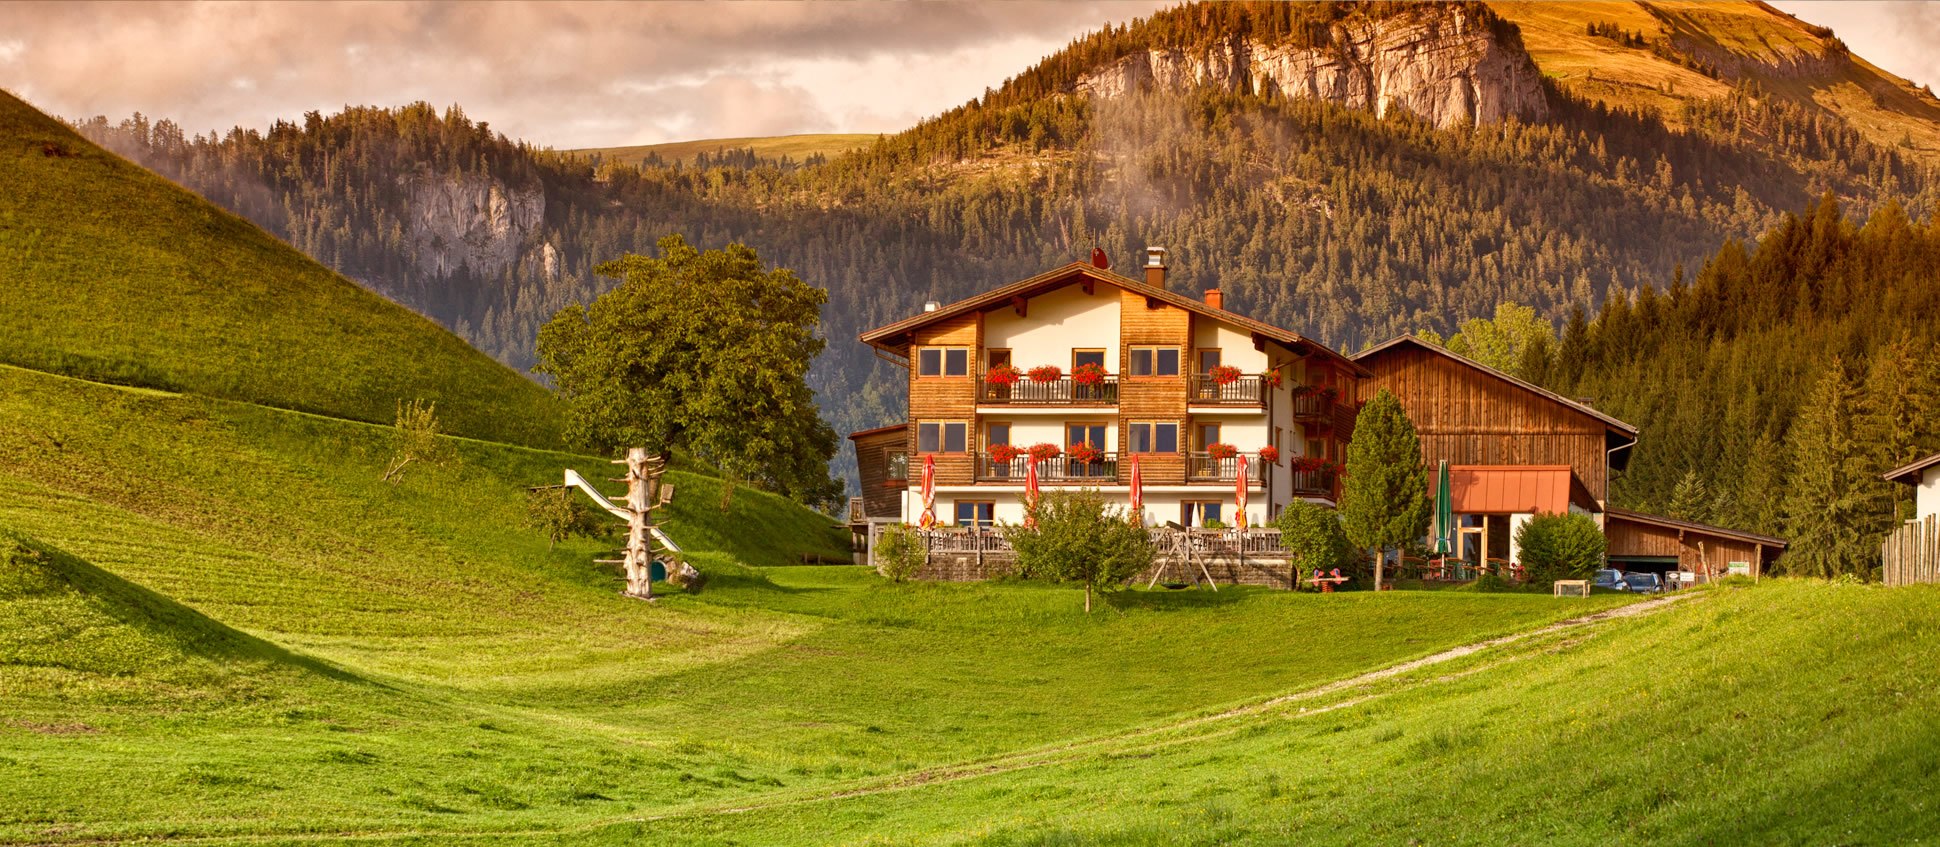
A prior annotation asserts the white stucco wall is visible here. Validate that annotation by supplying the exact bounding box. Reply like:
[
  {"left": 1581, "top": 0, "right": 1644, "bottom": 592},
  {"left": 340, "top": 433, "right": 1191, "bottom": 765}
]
[
  {"left": 1190, "top": 322, "right": 1271, "bottom": 372},
  {"left": 982, "top": 285, "right": 1119, "bottom": 372},
  {"left": 1920, "top": 467, "right": 1940, "bottom": 521}
]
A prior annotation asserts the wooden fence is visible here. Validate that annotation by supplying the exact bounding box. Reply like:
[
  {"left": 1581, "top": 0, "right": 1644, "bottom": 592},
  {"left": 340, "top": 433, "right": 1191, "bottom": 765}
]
[{"left": 1883, "top": 515, "right": 1940, "bottom": 587}]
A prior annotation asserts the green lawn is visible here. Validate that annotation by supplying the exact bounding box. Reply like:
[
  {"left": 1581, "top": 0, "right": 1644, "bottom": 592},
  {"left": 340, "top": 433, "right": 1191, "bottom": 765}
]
[
  {"left": 574, "top": 133, "right": 879, "bottom": 168},
  {"left": 0, "top": 89, "right": 563, "bottom": 447},
  {"left": 0, "top": 364, "right": 1643, "bottom": 844}
]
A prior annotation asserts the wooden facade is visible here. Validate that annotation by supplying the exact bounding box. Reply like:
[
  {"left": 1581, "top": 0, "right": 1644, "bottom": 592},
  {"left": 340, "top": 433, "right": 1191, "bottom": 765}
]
[
  {"left": 1605, "top": 508, "right": 1781, "bottom": 580},
  {"left": 1354, "top": 337, "right": 1636, "bottom": 503},
  {"left": 908, "top": 312, "right": 979, "bottom": 486},
  {"left": 848, "top": 424, "right": 908, "bottom": 523},
  {"left": 1118, "top": 288, "right": 1192, "bottom": 486}
]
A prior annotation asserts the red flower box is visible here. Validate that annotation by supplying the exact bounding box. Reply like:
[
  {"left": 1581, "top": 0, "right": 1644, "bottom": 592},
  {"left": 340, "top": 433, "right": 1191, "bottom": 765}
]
[
  {"left": 1072, "top": 362, "right": 1109, "bottom": 386},
  {"left": 1027, "top": 365, "right": 1063, "bottom": 383},
  {"left": 1259, "top": 445, "right": 1281, "bottom": 464},
  {"left": 1262, "top": 370, "right": 1284, "bottom": 389},
  {"left": 1208, "top": 365, "right": 1243, "bottom": 386},
  {"left": 985, "top": 364, "right": 1023, "bottom": 386},
  {"left": 1027, "top": 442, "right": 1062, "bottom": 462},
  {"left": 989, "top": 443, "right": 1024, "bottom": 463},
  {"left": 1066, "top": 443, "right": 1104, "bottom": 464},
  {"left": 1206, "top": 442, "right": 1238, "bottom": 460}
]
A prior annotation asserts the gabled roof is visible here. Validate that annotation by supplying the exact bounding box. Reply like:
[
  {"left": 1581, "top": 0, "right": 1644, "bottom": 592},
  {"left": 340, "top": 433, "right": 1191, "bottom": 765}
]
[
  {"left": 1605, "top": 507, "right": 1788, "bottom": 549},
  {"left": 1353, "top": 335, "right": 1639, "bottom": 440},
  {"left": 1430, "top": 464, "right": 1599, "bottom": 515},
  {"left": 1884, "top": 451, "right": 1940, "bottom": 486},
  {"left": 859, "top": 262, "right": 1369, "bottom": 376}
]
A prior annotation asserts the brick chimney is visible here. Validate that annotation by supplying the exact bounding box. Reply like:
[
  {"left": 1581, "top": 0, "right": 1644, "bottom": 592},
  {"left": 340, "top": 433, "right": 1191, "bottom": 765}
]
[
  {"left": 1144, "top": 247, "right": 1167, "bottom": 289},
  {"left": 1204, "top": 288, "right": 1223, "bottom": 310}
]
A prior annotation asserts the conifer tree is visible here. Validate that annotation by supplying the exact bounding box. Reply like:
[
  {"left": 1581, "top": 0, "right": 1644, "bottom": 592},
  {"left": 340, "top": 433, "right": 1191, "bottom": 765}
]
[
  {"left": 1781, "top": 362, "right": 1881, "bottom": 578},
  {"left": 1340, "top": 389, "right": 1430, "bottom": 589},
  {"left": 1668, "top": 469, "right": 1711, "bottom": 523}
]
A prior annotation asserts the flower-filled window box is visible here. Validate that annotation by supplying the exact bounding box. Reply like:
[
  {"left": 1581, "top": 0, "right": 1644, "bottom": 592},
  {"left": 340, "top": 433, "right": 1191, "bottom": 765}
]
[
  {"left": 1027, "top": 365, "right": 1063, "bottom": 383},
  {"left": 988, "top": 443, "right": 1024, "bottom": 463},
  {"left": 1259, "top": 445, "right": 1281, "bottom": 464},
  {"left": 1292, "top": 384, "right": 1316, "bottom": 398},
  {"left": 985, "top": 364, "right": 1023, "bottom": 386},
  {"left": 1262, "top": 370, "right": 1284, "bottom": 389},
  {"left": 1027, "top": 442, "right": 1062, "bottom": 462},
  {"left": 1318, "top": 386, "right": 1341, "bottom": 402},
  {"left": 1066, "top": 443, "right": 1104, "bottom": 464},
  {"left": 1071, "top": 362, "right": 1109, "bottom": 386},
  {"left": 1208, "top": 364, "right": 1243, "bottom": 386},
  {"left": 1291, "top": 455, "right": 1325, "bottom": 473},
  {"left": 1206, "top": 442, "right": 1238, "bottom": 460}
]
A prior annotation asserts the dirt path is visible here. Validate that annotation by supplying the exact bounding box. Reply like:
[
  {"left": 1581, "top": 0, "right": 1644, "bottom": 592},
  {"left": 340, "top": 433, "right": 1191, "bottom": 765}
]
[{"left": 21, "top": 593, "right": 1700, "bottom": 846}]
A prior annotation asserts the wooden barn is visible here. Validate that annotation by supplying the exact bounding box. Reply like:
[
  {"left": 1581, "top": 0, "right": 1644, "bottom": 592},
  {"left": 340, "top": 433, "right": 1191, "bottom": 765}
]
[{"left": 1604, "top": 508, "right": 1784, "bottom": 579}]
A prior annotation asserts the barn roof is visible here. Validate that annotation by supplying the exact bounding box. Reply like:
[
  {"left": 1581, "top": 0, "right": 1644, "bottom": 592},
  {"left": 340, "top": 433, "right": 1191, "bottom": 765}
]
[{"left": 1604, "top": 507, "right": 1788, "bottom": 548}]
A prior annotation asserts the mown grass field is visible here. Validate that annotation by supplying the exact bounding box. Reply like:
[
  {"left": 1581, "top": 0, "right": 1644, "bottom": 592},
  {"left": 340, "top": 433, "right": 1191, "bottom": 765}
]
[
  {"left": 0, "top": 365, "right": 1650, "bottom": 844},
  {"left": 0, "top": 90, "right": 564, "bottom": 447}
]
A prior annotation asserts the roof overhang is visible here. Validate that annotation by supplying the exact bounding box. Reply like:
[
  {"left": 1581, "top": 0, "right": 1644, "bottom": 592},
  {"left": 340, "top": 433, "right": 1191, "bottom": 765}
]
[
  {"left": 1355, "top": 335, "right": 1640, "bottom": 446},
  {"left": 1884, "top": 451, "right": 1940, "bottom": 486},
  {"left": 847, "top": 423, "right": 908, "bottom": 442},
  {"left": 858, "top": 262, "right": 1369, "bottom": 377},
  {"left": 1604, "top": 507, "right": 1788, "bottom": 549},
  {"left": 1430, "top": 464, "right": 1600, "bottom": 515}
]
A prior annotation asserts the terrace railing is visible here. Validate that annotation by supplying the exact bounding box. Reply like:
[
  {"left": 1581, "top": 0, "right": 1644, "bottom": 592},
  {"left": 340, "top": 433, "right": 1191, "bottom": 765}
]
[
  {"left": 1291, "top": 392, "right": 1337, "bottom": 421},
  {"left": 1186, "top": 452, "right": 1268, "bottom": 484},
  {"left": 976, "top": 452, "right": 1121, "bottom": 483},
  {"left": 1188, "top": 375, "right": 1265, "bottom": 405},
  {"left": 980, "top": 375, "right": 1118, "bottom": 406},
  {"left": 1289, "top": 467, "right": 1339, "bottom": 498}
]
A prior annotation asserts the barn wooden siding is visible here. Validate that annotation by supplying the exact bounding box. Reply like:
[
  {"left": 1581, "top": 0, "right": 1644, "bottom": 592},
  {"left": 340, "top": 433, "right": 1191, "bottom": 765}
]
[
  {"left": 1605, "top": 513, "right": 1771, "bottom": 579},
  {"left": 1358, "top": 344, "right": 1614, "bottom": 501},
  {"left": 851, "top": 428, "right": 907, "bottom": 522}
]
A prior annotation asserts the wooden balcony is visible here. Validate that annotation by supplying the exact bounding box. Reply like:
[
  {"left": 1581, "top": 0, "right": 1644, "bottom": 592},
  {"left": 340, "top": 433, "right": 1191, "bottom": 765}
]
[
  {"left": 1188, "top": 375, "right": 1266, "bottom": 406},
  {"left": 975, "top": 452, "right": 1121, "bottom": 484},
  {"left": 979, "top": 375, "right": 1118, "bottom": 406},
  {"left": 1186, "top": 452, "right": 1268, "bottom": 484},
  {"left": 1289, "top": 467, "right": 1339, "bottom": 499},
  {"left": 1291, "top": 392, "right": 1337, "bottom": 421}
]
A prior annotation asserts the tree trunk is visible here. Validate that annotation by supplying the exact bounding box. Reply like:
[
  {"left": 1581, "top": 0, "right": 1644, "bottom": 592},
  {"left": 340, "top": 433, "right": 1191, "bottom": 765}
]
[
  {"left": 1085, "top": 582, "right": 1092, "bottom": 613},
  {"left": 1372, "top": 548, "right": 1384, "bottom": 592},
  {"left": 719, "top": 472, "right": 736, "bottom": 512}
]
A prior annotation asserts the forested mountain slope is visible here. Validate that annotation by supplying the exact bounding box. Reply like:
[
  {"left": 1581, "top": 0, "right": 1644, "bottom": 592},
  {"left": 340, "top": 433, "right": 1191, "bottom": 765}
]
[
  {"left": 0, "top": 91, "right": 563, "bottom": 447},
  {"left": 64, "top": 1, "right": 1940, "bottom": 483}
]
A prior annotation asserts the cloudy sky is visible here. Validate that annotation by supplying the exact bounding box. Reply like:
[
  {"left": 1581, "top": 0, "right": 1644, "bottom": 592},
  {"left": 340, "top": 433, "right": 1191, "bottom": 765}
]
[{"left": 1, "top": 1, "right": 1935, "bottom": 151}]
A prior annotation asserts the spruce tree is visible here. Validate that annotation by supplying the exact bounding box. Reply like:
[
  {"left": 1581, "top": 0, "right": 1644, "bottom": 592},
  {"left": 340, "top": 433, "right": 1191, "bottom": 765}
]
[
  {"left": 1340, "top": 389, "right": 1431, "bottom": 589},
  {"left": 1668, "top": 469, "right": 1711, "bottom": 523},
  {"left": 1780, "top": 362, "right": 1878, "bottom": 578}
]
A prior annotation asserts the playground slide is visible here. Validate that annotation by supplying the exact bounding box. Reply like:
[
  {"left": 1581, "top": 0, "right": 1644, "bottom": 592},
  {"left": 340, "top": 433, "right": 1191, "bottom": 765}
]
[{"left": 561, "top": 469, "right": 684, "bottom": 555}]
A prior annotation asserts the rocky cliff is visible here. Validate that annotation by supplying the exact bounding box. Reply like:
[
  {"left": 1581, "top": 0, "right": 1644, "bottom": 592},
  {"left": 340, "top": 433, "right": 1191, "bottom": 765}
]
[
  {"left": 402, "top": 173, "right": 545, "bottom": 278},
  {"left": 1077, "top": 6, "right": 1548, "bottom": 128}
]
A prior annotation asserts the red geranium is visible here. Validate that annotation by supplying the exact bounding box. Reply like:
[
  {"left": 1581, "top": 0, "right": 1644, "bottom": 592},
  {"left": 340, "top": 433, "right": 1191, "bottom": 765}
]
[
  {"left": 1206, "top": 442, "right": 1238, "bottom": 460},
  {"left": 1027, "top": 442, "right": 1062, "bottom": 462},
  {"left": 1319, "top": 386, "right": 1341, "bottom": 402},
  {"left": 1027, "top": 365, "right": 1063, "bottom": 383},
  {"left": 1259, "top": 445, "right": 1281, "bottom": 464},
  {"left": 1291, "top": 384, "right": 1316, "bottom": 398},
  {"left": 985, "top": 364, "right": 1023, "bottom": 386},
  {"left": 1066, "top": 442, "right": 1104, "bottom": 464},
  {"left": 1072, "top": 362, "right": 1109, "bottom": 386},
  {"left": 1262, "top": 370, "right": 1284, "bottom": 389},
  {"left": 1208, "top": 364, "right": 1243, "bottom": 386},
  {"left": 989, "top": 443, "right": 1024, "bottom": 463}
]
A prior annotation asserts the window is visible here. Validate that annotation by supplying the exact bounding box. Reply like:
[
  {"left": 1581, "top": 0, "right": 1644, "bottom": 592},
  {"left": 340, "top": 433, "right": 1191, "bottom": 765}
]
[
  {"left": 1129, "top": 346, "right": 1181, "bottom": 377},
  {"left": 1128, "top": 421, "right": 1180, "bottom": 454},
  {"left": 918, "top": 421, "right": 968, "bottom": 453},
  {"left": 1067, "top": 422, "right": 1106, "bottom": 448},
  {"left": 987, "top": 349, "right": 1012, "bottom": 369},
  {"left": 954, "top": 501, "right": 995, "bottom": 529},
  {"left": 1194, "top": 422, "right": 1221, "bottom": 451},
  {"left": 1197, "top": 348, "right": 1222, "bottom": 374},
  {"left": 985, "top": 422, "right": 1011, "bottom": 448},
  {"left": 917, "top": 346, "right": 969, "bottom": 377},
  {"left": 1072, "top": 349, "right": 1106, "bottom": 370},
  {"left": 1183, "top": 501, "right": 1224, "bottom": 527}
]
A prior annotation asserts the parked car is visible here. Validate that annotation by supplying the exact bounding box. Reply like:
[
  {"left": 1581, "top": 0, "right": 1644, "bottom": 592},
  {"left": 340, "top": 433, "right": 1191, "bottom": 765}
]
[
  {"left": 1620, "top": 571, "right": 1665, "bottom": 594},
  {"left": 1591, "top": 569, "right": 1625, "bottom": 591}
]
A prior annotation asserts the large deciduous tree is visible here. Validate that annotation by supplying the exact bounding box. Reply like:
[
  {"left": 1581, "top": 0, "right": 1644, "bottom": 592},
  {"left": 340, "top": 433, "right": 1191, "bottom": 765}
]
[
  {"left": 534, "top": 235, "right": 839, "bottom": 510},
  {"left": 1340, "top": 389, "right": 1430, "bottom": 589}
]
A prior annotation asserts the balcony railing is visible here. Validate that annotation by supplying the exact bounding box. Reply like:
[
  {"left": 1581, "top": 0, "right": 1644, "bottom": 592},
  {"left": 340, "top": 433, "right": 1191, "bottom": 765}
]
[
  {"left": 976, "top": 452, "right": 1121, "bottom": 483},
  {"left": 979, "top": 375, "right": 1118, "bottom": 406},
  {"left": 1186, "top": 452, "right": 1269, "bottom": 484},
  {"left": 1292, "top": 392, "right": 1338, "bottom": 421},
  {"left": 1289, "top": 467, "right": 1339, "bottom": 498},
  {"left": 1188, "top": 375, "right": 1266, "bottom": 405}
]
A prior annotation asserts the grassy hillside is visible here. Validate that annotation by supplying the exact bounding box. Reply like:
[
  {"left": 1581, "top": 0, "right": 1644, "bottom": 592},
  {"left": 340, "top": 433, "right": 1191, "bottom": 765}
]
[
  {"left": 1494, "top": 0, "right": 1940, "bottom": 162},
  {"left": 576, "top": 133, "right": 878, "bottom": 168},
  {"left": 0, "top": 89, "right": 564, "bottom": 447},
  {"left": 0, "top": 364, "right": 1636, "bottom": 843}
]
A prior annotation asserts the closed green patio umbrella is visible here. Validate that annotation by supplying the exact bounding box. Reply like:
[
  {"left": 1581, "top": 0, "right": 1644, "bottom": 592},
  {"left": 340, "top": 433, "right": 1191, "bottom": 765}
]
[{"left": 1432, "top": 459, "right": 1454, "bottom": 556}]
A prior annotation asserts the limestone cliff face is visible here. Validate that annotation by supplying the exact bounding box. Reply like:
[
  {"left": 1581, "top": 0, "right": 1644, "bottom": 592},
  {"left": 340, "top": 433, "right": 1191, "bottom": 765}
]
[
  {"left": 402, "top": 173, "right": 545, "bottom": 278},
  {"left": 1077, "top": 6, "right": 1548, "bottom": 129}
]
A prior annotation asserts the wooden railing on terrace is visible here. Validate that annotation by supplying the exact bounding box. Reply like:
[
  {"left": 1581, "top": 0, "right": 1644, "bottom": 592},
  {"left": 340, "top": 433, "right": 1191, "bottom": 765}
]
[
  {"left": 1186, "top": 452, "right": 1269, "bottom": 484},
  {"left": 1188, "top": 375, "right": 1265, "bottom": 405},
  {"left": 979, "top": 375, "right": 1118, "bottom": 406},
  {"left": 975, "top": 452, "right": 1121, "bottom": 483}
]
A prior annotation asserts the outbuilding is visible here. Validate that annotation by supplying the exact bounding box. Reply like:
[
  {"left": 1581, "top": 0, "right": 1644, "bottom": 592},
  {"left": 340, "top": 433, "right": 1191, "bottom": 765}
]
[{"left": 1884, "top": 451, "right": 1940, "bottom": 522}]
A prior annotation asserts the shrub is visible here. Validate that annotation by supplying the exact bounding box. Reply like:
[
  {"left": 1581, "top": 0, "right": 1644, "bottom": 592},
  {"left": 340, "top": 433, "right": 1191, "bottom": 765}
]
[
  {"left": 1273, "top": 500, "right": 1355, "bottom": 576},
  {"left": 1007, "top": 489, "right": 1153, "bottom": 612},
  {"left": 524, "top": 488, "right": 606, "bottom": 550},
  {"left": 1515, "top": 512, "right": 1606, "bottom": 585},
  {"left": 383, "top": 398, "right": 457, "bottom": 482},
  {"left": 875, "top": 523, "right": 927, "bottom": 583}
]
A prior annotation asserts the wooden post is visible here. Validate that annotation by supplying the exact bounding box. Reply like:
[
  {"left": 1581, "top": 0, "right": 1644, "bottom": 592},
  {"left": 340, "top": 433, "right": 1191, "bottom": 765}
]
[{"left": 622, "top": 448, "right": 655, "bottom": 601}]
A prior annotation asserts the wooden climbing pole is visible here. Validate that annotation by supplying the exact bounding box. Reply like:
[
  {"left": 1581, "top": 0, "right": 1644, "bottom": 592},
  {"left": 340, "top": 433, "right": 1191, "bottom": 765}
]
[{"left": 564, "top": 448, "right": 678, "bottom": 601}]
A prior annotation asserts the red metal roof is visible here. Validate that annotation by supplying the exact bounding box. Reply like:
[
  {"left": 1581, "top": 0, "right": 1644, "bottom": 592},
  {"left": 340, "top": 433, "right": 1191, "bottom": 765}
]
[{"left": 1431, "top": 465, "right": 1599, "bottom": 515}]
